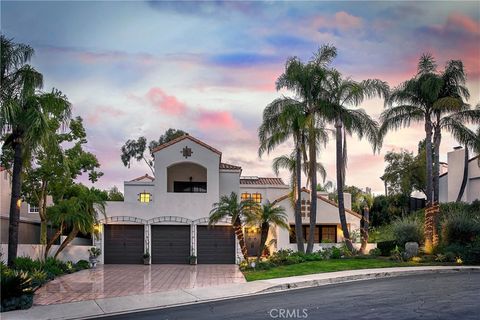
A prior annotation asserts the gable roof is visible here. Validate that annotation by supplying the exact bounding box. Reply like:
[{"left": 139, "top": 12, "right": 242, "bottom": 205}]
[
  {"left": 151, "top": 134, "right": 222, "bottom": 156},
  {"left": 220, "top": 162, "right": 242, "bottom": 170},
  {"left": 240, "top": 176, "right": 287, "bottom": 186},
  {"left": 129, "top": 174, "right": 155, "bottom": 182},
  {"left": 273, "top": 188, "right": 362, "bottom": 219}
]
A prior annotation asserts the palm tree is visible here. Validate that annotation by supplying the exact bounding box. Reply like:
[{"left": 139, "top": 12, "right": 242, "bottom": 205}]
[
  {"left": 209, "top": 192, "right": 259, "bottom": 261},
  {"left": 430, "top": 58, "right": 479, "bottom": 202},
  {"left": 259, "top": 97, "right": 308, "bottom": 253},
  {"left": 320, "top": 70, "right": 388, "bottom": 251},
  {"left": 272, "top": 152, "right": 327, "bottom": 207},
  {"left": 380, "top": 54, "right": 444, "bottom": 206},
  {"left": 275, "top": 45, "right": 334, "bottom": 254},
  {"left": 247, "top": 202, "right": 289, "bottom": 261},
  {"left": 45, "top": 185, "right": 106, "bottom": 258}
]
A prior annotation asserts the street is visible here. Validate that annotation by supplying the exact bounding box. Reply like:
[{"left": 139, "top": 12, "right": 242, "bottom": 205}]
[{"left": 98, "top": 271, "right": 480, "bottom": 320}]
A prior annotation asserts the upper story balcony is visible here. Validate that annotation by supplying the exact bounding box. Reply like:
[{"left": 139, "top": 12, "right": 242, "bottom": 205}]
[{"left": 167, "top": 162, "right": 207, "bottom": 193}]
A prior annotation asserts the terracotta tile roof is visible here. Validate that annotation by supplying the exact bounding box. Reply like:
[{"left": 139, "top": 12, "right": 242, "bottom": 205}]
[
  {"left": 129, "top": 174, "right": 155, "bottom": 182},
  {"left": 151, "top": 134, "right": 222, "bottom": 156},
  {"left": 219, "top": 163, "right": 242, "bottom": 170},
  {"left": 273, "top": 188, "right": 363, "bottom": 219},
  {"left": 240, "top": 176, "right": 287, "bottom": 186}
]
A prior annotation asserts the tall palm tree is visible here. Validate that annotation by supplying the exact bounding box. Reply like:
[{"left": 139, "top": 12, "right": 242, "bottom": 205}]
[
  {"left": 209, "top": 192, "right": 259, "bottom": 261},
  {"left": 430, "top": 58, "right": 479, "bottom": 203},
  {"left": 380, "top": 54, "right": 444, "bottom": 206},
  {"left": 247, "top": 202, "right": 289, "bottom": 261},
  {"left": 259, "top": 97, "right": 308, "bottom": 253},
  {"left": 320, "top": 70, "right": 388, "bottom": 251},
  {"left": 276, "top": 45, "right": 334, "bottom": 253}
]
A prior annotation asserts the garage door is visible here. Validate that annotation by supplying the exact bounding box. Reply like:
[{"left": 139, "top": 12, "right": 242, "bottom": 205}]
[
  {"left": 197, "top": 226, "right": 235, "bottom": 264},
  {"left": 104, "top": 225, "right": 144, "bottom": 264},
  {"left": 151, "top": 225, "right": 191, "bottom": 264}
]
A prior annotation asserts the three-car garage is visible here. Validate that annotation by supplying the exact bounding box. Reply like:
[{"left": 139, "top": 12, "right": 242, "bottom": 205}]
[{"left": 103, "top": 224, "right": 236, "bottom": 264}]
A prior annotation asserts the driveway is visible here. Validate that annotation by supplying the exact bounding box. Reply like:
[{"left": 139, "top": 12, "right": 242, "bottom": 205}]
[
  {"left": 34, "top": 264, "right": 245, "bottom": 305},
  {"left": 97, "top": 272, "right": 480, "bottom": 320}
]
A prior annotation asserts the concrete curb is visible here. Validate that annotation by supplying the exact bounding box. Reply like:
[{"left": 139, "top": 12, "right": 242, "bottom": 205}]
[
  {"left": 3, "top": 266, "right": 480, "bottom": 320},
  {"left": 258, "top": 266, "right": 480, "bottom": 293}
]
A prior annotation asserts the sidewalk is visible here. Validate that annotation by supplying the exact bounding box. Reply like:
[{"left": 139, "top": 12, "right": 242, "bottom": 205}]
[{"left": 3, "top": 266, "right": 480, "bottom": 320}]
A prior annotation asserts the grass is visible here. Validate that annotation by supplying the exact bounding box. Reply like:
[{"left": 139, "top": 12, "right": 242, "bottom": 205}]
[{"left": 243, "top": 258, "right": 440, "bottom": 281}]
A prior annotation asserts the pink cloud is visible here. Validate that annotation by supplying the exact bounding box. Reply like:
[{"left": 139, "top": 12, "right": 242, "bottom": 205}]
[
  {"left": 146, "top": 87, "right": 187, "bottom": 115},
  {"left": 310, "top": 11, "right": 363, "bottom": 31},
  {"left": 445, "top": 12, "right": 480, "bottom": 35},
  {"left": 85, "top": 105, "right": 126, "bottom": 124},
  {"left": 196, "top": 110, "right": 241, "bottom": 130}
]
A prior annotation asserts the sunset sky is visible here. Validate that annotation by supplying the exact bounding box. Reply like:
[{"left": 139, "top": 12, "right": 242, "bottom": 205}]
[{"left": 2, "top": 1, "right": 479, "bottom": 194}]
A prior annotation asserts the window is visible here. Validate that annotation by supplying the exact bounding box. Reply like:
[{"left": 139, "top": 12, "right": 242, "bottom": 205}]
[
  {"left": 252, "top": 193, "right": 262, "bottom": 203},
  {"left": 320, "top": 226, "right": 337, "bottom": 243},
  {"left": 289, "top": 225, "right": 337, "bottom": 243},
  {"left": 301, "top": 200, "right": 311, "bottom": 218},
  {"left": 289, "top": 225, "right": 319, "bottom": 243},
  {"left": 28, "top": 204, "right": 39, "bottom": 214},
  {"left": 173, "top": 181, "right": 207, "bottom": 193},
  {"left": 139, "top": 192, "right": 152, "bottom": 203},
  {"left": 241, "top": 193, "right": 251, "bottom": 201}
]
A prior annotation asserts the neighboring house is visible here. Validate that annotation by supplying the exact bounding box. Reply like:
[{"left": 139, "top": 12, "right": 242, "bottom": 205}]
[
  {"left": 98, "top": 134, "right": 360, "bottom": 265},
  {"left": 0, "top": 167, "right": 51, "bottom": 244},
  {"left": 439, "top": 147, "right": 480, "bottom": 204}
]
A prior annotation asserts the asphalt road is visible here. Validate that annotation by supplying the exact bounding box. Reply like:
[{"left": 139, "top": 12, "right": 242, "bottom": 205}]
[{"left": 98, "top": 272, "right": 480, "bottom": 320}]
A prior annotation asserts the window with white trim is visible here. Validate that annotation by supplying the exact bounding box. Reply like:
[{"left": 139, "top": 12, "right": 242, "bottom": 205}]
[{"left": 28, "top": 204, "right": 40, "bottom": 214}]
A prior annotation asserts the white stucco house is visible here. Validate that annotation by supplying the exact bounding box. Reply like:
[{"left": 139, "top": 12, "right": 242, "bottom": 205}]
[
  {"left": 97, "top": 134, "right": 362, "bottom": 265},
  {"left": 439, "top": 147, "right": 480, "bottom": 204}
]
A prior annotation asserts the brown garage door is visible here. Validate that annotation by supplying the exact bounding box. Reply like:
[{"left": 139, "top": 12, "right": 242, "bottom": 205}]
[
  {"left": 151, "top": 225, "right": 191, "bottom": 264},
  {"left": 197, "top": 226, "right": 235, "bottom": 264},
  {"left": 104, "top": 225, "right": 144, "bottom": 264}
]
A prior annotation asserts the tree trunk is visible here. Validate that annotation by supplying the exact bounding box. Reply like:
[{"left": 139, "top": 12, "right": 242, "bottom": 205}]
[
  {"left": 294, "top": 141, "right": 305, "bottom": 253},
  {"left": 306, "top": 130, "right": 317, "bottom": 253},
  {"left": 54, "top": 227, "right": 78, "bottom": 259},
  {"left": 257, "top": 222, "right": 269, "bottom": 261},
  {"left": 39, "top": 180, "right": 47, "bottom": 245},
  {"left": 7, "top": 138, "right": 24, "bottom": 267},
  {"left": 45, "top": 223, "right": 63, "bottom": 259},
  {"left": 233, "top": 216, "right": 249, "bottom": 261},
  {"left": 424, "top": 119, "right": 434, "bottom": 205},
  {"left": 360, "top": 206, "right": 370, "bottom": 254},
  {"left": 456, "top": 147, "right": 469, "bottom": 202},
  {"left": 335, "top": 121, "right": 353, "bottom": 252},
  {"left": 433, "top": 122, "right": 441, "bottom": 204}
]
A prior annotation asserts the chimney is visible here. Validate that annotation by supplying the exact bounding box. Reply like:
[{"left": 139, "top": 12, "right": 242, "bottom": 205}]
[{"left": 343, "top": 193, "right": 352, "bottom": 211}]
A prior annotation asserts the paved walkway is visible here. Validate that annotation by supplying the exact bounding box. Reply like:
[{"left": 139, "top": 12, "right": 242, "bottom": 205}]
[{"left": 34, "top": 264, "right": 246, "bottom": 305}]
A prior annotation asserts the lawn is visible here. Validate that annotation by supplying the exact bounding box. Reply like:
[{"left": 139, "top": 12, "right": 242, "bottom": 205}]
[{"left": 243, "top": 258, "right": 437, "bottom": 281}]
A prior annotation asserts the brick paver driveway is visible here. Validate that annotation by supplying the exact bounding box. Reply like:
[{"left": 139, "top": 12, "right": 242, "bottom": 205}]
[{"left": 34, "top": 264, "right": 246, "bottom": 305}]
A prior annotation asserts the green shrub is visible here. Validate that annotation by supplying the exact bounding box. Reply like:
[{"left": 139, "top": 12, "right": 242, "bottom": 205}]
[
  {"left": 269, "top": 249, "right": 294, "bottom": 265},
  {"left": 330, "top": 247, "right": 342, "bottom": 259},
  {"left": 30, "top": 269, "right": 48, "bottom": 288},
  {"left": 1, "top": 270, "right": 34, "bottom": 312},
  {"left": 75, "top": 260, "right": 90, "bottom": 270},
  {"left": 389, "top": 245, "right": 404, "bottom": 262},
  {"left": 43, "top": 257, "right": 67, "bottom": 278},
  {"left": 441, "top": 213, "right": 480, "bottom": 246},
  {"left": 369, "top": 248, "right": 381, "bottom": 256},
  {"left": 377, "top": 241, "right": 397, "bottom": 256},
  {"left": 303, "top": 252, "right": 322, "bottom": 261},
  {"left": 13, "top": 257, "right": 42, "bottom": 273},
  {"left": 391, "top": 216, "right": 423, "bottom": 247}
]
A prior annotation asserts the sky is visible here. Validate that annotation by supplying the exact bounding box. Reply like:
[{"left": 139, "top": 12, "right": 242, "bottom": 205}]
[{"left": 1, "top": 1, "right": 479, "bottom": 194}]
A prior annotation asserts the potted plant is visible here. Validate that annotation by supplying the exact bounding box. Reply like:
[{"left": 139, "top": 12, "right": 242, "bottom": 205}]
[
  {"left": 188, "top": 255, "right": 197, "bottom": 265},
  {"left": 143, "top": 252, "right": 151, "bottom": 265},
  {"left": 88, "top": 247, "right": 101, "bottom": 268}
]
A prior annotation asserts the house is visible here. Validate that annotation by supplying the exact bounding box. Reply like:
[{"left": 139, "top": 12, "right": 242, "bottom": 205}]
[
  {"left": 98, "top": 134, "right": 362, "bottom": 265},
  {"left": 0, "top": 167, "right": 48, "bottom": 244},
  {"left": 439, "top": 147, "right": 480, "bottom": 203}
]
